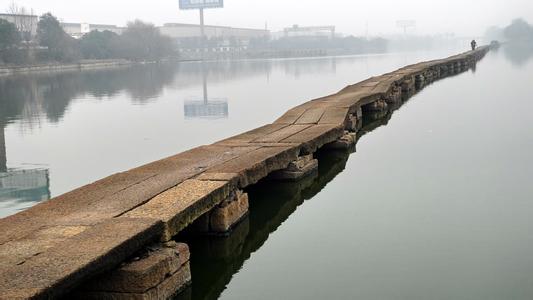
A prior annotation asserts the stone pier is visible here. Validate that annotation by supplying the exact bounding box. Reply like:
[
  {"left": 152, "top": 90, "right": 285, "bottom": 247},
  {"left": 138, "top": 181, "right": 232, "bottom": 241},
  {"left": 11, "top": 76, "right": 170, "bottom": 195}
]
[
  {"left": 0, "top": 46, "right": 491, "bottom": 300},
  {"left": 270, "top": 154, "right": 319, "bottom": 181},
  {"left": 190, "top": 190, "right": 250, "bottom": 235},
  {"left": 76, "top": 242, "right": 191, "bottom": 300}
]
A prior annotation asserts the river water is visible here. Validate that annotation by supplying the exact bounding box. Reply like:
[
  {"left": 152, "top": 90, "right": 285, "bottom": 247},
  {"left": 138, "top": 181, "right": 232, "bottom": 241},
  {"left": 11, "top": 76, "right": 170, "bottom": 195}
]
[{"left": 2, "top": 45, "right": 533, "bottom": 299}]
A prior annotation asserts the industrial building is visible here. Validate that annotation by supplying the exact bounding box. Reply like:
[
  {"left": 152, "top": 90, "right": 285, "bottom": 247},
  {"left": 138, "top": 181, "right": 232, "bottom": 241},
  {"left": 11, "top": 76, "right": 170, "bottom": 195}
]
[
  {"left": 159, "top": 23, "right": 270, "bottom": 52},
  {"left": 281, "top": 25, "right": 336, "bottom": 39}
]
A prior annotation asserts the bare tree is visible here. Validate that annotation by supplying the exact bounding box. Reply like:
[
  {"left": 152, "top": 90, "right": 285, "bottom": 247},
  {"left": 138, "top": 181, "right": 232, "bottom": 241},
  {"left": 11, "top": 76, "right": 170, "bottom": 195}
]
[{"left": 6, "top": 1, "right": 37, "bottom": 43}]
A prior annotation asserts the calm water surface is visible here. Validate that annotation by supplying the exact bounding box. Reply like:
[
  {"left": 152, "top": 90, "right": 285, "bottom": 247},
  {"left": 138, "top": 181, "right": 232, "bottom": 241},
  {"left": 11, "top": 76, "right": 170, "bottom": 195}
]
[{"left": 2, "top": 45, "right": 533, "bottom": 300}]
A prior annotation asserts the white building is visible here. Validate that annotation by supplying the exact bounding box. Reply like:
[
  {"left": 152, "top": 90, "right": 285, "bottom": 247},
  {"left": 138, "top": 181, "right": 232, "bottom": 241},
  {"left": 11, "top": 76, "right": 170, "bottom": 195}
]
[
  {"left": 61, "top": 23, "right": 124, "bottom": 39},
  {"left": 282, "top": 25, "right": 336, "bottom": 39}
]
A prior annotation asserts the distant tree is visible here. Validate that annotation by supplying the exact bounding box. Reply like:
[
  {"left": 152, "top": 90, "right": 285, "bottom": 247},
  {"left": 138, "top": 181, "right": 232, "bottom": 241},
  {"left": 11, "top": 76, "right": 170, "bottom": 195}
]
[
  {"left": 503, "top": 18, "right": 533, "bottom": 41},
  {"left": 0, "top": 19, "right": 20, "bottom": 50},
  {"left": 0, "top": 19, "right": 21, "bottom": 63},
  {"left": 37, "top": 13, "right": 80, "bottom": 62},
  {"left": 119, "top": 20, "right": 174, "bottom": 61},
  {"left": 80, "top": 30, "right": 120, "bottom": 59}
]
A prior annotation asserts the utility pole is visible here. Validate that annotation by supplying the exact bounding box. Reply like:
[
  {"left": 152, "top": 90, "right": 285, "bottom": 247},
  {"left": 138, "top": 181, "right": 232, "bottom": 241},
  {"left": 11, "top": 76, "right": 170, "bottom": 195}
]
[{"left": 178, "top": 0, "right": 223, "bottom": 60}]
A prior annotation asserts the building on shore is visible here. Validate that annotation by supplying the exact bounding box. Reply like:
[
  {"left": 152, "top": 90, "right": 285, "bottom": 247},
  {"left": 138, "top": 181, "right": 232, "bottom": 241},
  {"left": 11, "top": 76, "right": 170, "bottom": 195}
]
[
  {"left": 159, "top": 23, "right": 270, "bottom": 53},
  {"left": 61, "top": 23, "right": 125, "bottom": 39},
  {"left": 0, "top": 13, "right": 39, "bottom": 37},
  {"left": 280, "top": 25, "right": 336, "bottom": 40}
]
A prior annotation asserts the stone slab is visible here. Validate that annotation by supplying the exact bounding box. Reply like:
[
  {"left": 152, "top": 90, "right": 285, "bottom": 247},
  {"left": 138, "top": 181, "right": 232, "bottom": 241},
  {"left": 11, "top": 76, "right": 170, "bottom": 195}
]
[
  {"left": 204, "top": 146, "right": 300, "bottom": 188},
  {"left": 0, "top": 218, "right": 163, "bottom": 300},
  {"left": 216, "top": 124, "right": 289, "bottom": 145},
  {"left": 0, "top": 225, "right": 88, "bottom": 272},
  {"left": 253, "top": 124, "right": 312, "bottom": 143},
  {"left": 281, "top": 124, "right": 345, "bottom": 154},
  {"left": 294, "top": 107, "right": 326, "bottom": 124},
  {"left": 124, "top": 180, "right": 231, "bottom": 242},
  {"left": 318, "top": 107, "right": 350, "bottom": 126}
]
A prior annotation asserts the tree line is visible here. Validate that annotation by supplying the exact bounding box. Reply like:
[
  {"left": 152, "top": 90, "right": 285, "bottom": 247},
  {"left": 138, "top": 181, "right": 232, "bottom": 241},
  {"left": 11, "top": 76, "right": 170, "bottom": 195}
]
[
  {"left": 0, "top": 11, "right": 175, "bottom": 65},
  {"left": 485, "top": 18, "right": 533, "bottom": 43}
]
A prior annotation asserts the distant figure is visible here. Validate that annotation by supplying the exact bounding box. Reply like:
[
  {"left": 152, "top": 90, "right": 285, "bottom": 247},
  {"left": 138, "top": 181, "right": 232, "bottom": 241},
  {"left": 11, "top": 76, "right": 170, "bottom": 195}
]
[{"left": 471, "top": 39, "right": 477, "bottom": 51}]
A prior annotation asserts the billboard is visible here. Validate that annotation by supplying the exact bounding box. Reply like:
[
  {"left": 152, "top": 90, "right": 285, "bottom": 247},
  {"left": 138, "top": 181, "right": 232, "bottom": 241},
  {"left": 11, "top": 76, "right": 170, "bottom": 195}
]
[{"left": 179, "top": 0, "right": 224, "bottom": 10}]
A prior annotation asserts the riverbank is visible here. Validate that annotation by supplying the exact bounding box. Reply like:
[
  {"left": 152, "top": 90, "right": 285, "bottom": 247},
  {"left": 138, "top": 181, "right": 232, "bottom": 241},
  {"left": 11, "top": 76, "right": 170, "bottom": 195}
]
[
  {"left": 0, "top": 46, "right": 491, "bottom": 299},
  {"left": 0, "top": 59, "right": 136, "bottom": 77}
]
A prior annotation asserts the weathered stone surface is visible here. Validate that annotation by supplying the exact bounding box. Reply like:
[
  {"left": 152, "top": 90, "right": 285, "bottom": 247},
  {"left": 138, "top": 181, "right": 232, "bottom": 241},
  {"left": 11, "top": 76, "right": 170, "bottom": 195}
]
[
  {"left": 216, "top": 124, "right": 288, "bottom": 145},
  {"left": 0, "top": 225, "right": 88, "bottom": 272},
  {"left": 270, "top": 157, "right": 319, "bottom": 181},
  {"left": 254, "top": 124, "right": 312, "bottom": 143},
  {"left": 195, "top": 172, "right": 240, "bottom": 187},
  {"left": 318, "top": 107, "right": 350, "bottom": 126},
  {"left": 77, "top": 263, "right": 192, "bottom": 300},
  {"left": 286, "top": 154, "right": 314, "bottom": 171},
  {"left": 295, "top": 107, "right": 326, "bottom": 124},
  {"left": 0, "top": 218, "right": 163, "bottom": 300},
  {"left": 323, "top": 131, "right": 357, "bottom": 150},
  {"left": 274, "top": 107, "right": 308, "bottom": 124},
  {"left": 204, "top": 146, "right": 300, "bottom": 187},
  {"left": 281, "top": 124, "right": 344, "bottom": 154},
  {"left": 210, "top": 191, "right": 249, "bottom": 233},
  {"left": 124, "top": 180, "right": 231, "bottom": 242},
  {"left": 80, "top": 242, "right": 190, "bottom": 294}
]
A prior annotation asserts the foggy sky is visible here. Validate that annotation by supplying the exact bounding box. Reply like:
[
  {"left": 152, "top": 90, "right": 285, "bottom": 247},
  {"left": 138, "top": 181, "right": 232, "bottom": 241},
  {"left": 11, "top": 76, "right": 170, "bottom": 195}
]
[{"left": 2, "top": 0, "right": 532, "bottom": 37}]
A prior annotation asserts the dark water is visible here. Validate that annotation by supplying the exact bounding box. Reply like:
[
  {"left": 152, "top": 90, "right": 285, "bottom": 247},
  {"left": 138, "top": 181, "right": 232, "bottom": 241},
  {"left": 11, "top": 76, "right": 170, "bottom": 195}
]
[
  {"left": 0, "top": 48, "right": 464, "bottom": 217},
  {"left": 177, "top": 45, "right": 533, "bottom": 300}
]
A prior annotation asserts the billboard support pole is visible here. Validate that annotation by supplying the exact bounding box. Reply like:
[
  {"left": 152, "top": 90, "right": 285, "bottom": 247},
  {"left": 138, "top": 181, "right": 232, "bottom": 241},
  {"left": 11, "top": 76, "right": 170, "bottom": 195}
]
[{"left": 199, "top": 8, "right": 205, "bottom": 60}]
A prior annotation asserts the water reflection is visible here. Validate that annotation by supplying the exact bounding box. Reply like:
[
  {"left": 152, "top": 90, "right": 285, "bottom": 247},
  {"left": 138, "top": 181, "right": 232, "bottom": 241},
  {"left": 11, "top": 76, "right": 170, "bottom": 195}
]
[
  {"left": 0, "top": 168, "right": 51, "bottom": 216},
  {"left": 184, "top": 62, "right": 229, "bottom": 119},
  {"left": 177, "top": 148, "right": 351, "bottom": 300},
  {"left": 0, "top": 127, "right": 5, "bottom": 173},
  {"left": 502, "top": 42, "right": 533, "bottom": 66}
]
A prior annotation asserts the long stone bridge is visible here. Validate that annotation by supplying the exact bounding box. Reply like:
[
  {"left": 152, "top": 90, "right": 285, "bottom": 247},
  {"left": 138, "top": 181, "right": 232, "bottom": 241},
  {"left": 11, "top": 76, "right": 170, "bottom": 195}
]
[{"left": 0, "top": 47, "right": 491, "bottom": 299}]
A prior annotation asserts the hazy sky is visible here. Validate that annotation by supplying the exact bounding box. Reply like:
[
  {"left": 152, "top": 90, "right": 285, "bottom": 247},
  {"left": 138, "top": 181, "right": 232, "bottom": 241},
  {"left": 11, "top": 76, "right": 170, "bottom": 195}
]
[{"left": 2, "top": 0, "right": 532, "bottom": 36}]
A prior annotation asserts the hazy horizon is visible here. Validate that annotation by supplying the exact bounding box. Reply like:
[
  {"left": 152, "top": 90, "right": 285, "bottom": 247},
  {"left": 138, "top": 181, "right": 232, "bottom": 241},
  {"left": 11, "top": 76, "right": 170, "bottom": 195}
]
[{"left": 1, "top": 0, "right": 532, "bottom": 37}]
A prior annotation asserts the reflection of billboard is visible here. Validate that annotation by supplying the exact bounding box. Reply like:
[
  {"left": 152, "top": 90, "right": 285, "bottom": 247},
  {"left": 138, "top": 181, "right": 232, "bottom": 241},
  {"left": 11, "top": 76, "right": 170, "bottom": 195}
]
[
  {"left": 179, "top": 0, "right": 224, "bottom": 10},
  {"left": 0, "top": 168, "right": 51, "bottom": 217},
  {"left": 184, "top": 98, "right": 228, "bottom": 119}
]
